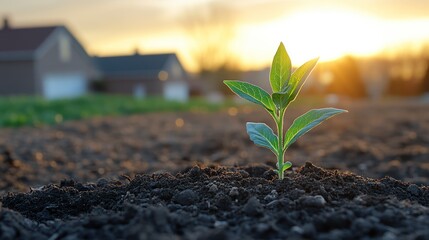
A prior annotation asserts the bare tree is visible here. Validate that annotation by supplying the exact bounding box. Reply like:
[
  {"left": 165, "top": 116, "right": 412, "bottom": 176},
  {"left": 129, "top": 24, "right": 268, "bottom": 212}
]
[
  {"left": 325, "top": 56, "right": 367, "bottom": 98},
  {"left": 182, "top": 2, "right": 239, "bottom": 74},
  {"left": 386, "top": 43, "right": 429, "bottom": 96},
  {"left": 420, "top": 44, "right": 429, "bottom": 94}
]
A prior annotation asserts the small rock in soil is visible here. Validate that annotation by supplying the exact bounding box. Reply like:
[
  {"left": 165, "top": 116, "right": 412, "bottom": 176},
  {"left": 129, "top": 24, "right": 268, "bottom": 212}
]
[
  {"left": 174, "top": 189, "right": 198, "bottom": 206},
  {"left": 215, "top": 193, "right": 232, "bottom": 211},
  {"left": 243, "top": 196, "right": 263, "bottom": 217},
  {"left": 264, "top": 190, "right": 278, "bottom": 202},
  {"left": 208, "top": 184, "right": 218, "bottom": 193},
  {"left": 214, "top": 220, "right": 228, "bottom": 228},
  {"left": 229, "top": 187, "right": 239, "bottom": 198},
  {"left": 300, "top": 195, "right": 326, "bottom": 208},
  {"left": 266, "top": 198, "right": 289, "bottom": 209},
  {"left": 291, "top": 225, "right": 303, "bottom": 235},
  {"left": 407, "top": 184, "right": 421, "bottom": 196}
]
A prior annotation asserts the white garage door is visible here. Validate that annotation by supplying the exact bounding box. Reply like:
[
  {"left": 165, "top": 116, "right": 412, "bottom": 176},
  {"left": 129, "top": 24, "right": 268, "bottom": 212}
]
[
  {"left": 164, "top": 82, "right": 189, "bottom": 102},
  {"left": 133, "top": 84, "right": 146, "bottom": 99},
  {"left": 43, "top": 74, "right": 87, "bottom": 99}
]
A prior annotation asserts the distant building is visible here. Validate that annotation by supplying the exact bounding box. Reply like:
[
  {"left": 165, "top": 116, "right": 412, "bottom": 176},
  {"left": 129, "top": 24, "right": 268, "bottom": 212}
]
[
  {"left": 94, "top": 53, "right": 189, "bottom": 102},
  {"left": 241, "top": 67, "right": 271, "bottom": 92},
  {"left": 0, "top": 18, "right": 99, "bottom": 99}
]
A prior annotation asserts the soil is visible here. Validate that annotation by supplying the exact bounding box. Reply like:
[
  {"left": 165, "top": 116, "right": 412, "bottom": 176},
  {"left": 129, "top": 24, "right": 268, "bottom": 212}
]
[
  {"left": 0, "top": 100, "right": 428, "bottom": 239},
  {"left": 1, "top": 163, "right": 428, "bottom": 240}
]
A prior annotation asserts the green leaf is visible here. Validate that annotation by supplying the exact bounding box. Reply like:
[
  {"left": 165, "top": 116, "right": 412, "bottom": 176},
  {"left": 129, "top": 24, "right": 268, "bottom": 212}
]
[
  {"left": 246, "top": 122, "right": 279, "bottom": 154},
  {"left": 287, "top": 57, "right": 319, "bottom": 103},
  {"left": 224, "top": 80, "right": 275, "bottom": 111},
  {"left": 284, "top": 108, "right": 347, "bottom": 149},
  {"left": 281, "top": 161, "right": 292, "bottom": 172},
  {"left": 271, "top": 85, "right": 291, "bottom": 110},
  {"left": 276, "top": 161, "right": 292, "bottom": 173},
  {"left": 269, "top": 42, "right": 292, "bottom": 93}
]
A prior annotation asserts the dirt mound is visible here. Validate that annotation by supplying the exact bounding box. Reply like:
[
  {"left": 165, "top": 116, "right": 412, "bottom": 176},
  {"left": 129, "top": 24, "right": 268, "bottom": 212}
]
[{"left": 2, "top": 163, "right": 428, "bottom": 240}]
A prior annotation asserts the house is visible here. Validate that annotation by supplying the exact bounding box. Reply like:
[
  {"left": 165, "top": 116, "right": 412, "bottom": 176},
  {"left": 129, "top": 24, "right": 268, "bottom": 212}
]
[
  {"left": 241, "top": 67, "right": 271, "bottom": 92},
  {"left": 94, "top": 53, "right": 189, "bottom": 102},
  {"left": 0, "top": 18, "right": 99, "bottom": 99}
]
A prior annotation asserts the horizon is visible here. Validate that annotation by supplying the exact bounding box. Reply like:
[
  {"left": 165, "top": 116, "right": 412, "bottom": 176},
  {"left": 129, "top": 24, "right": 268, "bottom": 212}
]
[{"left": 2, "top": 0, "right": 429, "bottom": 72}]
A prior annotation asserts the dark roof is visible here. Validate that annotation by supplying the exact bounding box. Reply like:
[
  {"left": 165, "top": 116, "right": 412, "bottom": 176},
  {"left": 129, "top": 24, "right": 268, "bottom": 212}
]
[
  {"left": 0, "top": 26, "right": 58, "bottom": 53},
  {"left": 94, "top": 53, "right": 176, "bottom": 76}
]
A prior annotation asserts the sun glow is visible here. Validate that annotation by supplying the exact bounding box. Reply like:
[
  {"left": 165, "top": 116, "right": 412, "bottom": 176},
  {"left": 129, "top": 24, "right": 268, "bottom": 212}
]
[
  {"left": 284, "top": 9, "right": 384, "bottom": 60},
  {"left": 235, "top": 8, "right": 429, "bottom": 69},
  {"left": 85, "top": 7, "right": 429, "bottom": 73}
]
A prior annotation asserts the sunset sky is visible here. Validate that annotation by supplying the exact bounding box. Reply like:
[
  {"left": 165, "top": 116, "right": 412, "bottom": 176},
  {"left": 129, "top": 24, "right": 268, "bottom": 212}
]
[{"left": 1, "top": 0, "right": 429, "bottom": 72}]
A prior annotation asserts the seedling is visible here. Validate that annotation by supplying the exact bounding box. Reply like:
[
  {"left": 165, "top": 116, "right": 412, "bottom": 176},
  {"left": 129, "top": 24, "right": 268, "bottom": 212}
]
[{"left": 224, "top": 42, "right": 347, "bottom": 180}]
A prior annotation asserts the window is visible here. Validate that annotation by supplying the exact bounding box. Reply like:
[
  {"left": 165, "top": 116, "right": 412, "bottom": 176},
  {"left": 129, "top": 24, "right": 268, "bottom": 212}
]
[
  {"left": 171, "top": 62, "right": 182, "bottom": 79},
  {"left": 59, "top": 34, "right": 71, "bottom": 62},
  {"left": 133, "top": 84, "right": 146, "bottom": 98}
]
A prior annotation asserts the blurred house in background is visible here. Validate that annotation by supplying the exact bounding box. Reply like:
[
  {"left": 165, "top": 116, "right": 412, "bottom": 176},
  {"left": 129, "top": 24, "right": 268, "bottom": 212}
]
[
  {"left": 241, "top": 67, "right": 271, "bottom": 92},
  {"left": 0, "top": 18, "right": 99, "bottom": 99},
  {"left": 94, "top": 53, "right": 189, "bottom": 102}
]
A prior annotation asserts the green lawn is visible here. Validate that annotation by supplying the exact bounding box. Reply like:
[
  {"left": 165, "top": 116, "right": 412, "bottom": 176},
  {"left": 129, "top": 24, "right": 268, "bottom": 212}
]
[{"left": 0, "top": 95, "right": 230, "bottom": 128}]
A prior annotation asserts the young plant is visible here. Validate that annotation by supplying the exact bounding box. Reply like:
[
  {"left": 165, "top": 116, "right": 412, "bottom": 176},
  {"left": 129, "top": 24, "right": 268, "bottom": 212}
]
[{"left": 224, "top": 42, "right": 347, "bottom": 180}]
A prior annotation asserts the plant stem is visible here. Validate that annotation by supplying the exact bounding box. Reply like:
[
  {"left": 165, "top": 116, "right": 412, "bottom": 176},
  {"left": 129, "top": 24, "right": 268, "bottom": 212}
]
[{"left": 276, "top": 109, "right": 285, "bottom": 180}]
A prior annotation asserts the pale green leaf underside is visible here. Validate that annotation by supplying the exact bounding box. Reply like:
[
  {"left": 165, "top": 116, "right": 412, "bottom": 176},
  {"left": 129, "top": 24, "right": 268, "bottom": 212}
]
[
  {"left": 246, "top": 122, "right": 278, "bottom": 154},
  {"left": 287, "top": 57, "right": 319, "bottom": 104},
  {"left": 284, "top": 108, "right": 347, "bottom": 149},
  {"left": 270, "top": 42, "right": 291, "bottom": 93},
  {"left": 224, "top": 80, "right": 275, "bottom": 111}
]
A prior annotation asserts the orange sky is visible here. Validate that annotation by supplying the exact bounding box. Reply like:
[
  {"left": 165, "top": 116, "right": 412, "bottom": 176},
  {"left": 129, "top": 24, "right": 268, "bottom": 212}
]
[{"left": 2, "top": 0, "right": 429, "bottom": 72}]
